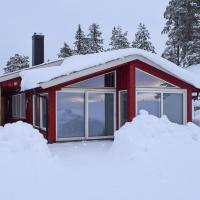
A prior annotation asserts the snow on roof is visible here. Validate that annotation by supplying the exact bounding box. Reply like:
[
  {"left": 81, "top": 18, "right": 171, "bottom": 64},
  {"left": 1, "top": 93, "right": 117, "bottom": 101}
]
[
  {"left": 187, "top": 64, "right": 200, "bottom": 73},
  {"left": 17, "top": 48, "right": 200, "bottom": 90}
]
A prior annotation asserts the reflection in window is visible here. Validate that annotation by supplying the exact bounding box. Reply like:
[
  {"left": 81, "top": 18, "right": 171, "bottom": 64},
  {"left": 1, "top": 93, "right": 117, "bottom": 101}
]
[
  {"left": 57, "top": 92, "right": 85, "bottom": 138},
  {"left": 137, "top": 92, "right": 161, "bottom": 117},
  {"left": 163, "top": 93, "right": 183, "bottom": 124},
  {"left": 136, "top": 69, "right": 176, "bottom": 88},
  {"left": 68, "top": 72, "right": 115, "bottom": 88},
  {"left": 119, "top": 91, "right": 127, "bottom": 127},
  {"left": 88, "top": 93, "right": 114, "bottom": 137}
]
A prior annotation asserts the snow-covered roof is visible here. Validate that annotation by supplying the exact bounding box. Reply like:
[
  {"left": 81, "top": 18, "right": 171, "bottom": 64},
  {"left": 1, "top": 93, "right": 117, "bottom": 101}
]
[
  {"left": 187, "top": 64, "right": 200, "bottom": 74},
  {"left": 1, "top": 48, "right": 200, "bottom": 91}
]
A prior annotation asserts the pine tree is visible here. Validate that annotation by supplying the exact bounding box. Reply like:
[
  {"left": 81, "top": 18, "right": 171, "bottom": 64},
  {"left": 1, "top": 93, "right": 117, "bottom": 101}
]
[
  {"left": 4, "top": 54, "right": 29, "bottom": 73},
  {"left": 132, "top": 23, "right": 156, "bottom": 53},
  {"left": 162, "top": 0, "right": 200, "bottom": 67},
  {"left": 87, "top": 23, "right": 104, "bottom": 53},
  {"left": 109, "top": 26, "right": 130, "bottom": 50},
  {"left": 58, "top": 42, "right": 73, "bottom": 58},
  {"left": 74, "top": 24, "right": 88, "bottom": 55}
]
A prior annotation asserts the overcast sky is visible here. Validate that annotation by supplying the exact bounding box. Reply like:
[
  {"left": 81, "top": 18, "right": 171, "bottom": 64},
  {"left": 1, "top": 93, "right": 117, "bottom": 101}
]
[{"left": 0, "top": 0, "right": 169, "bottom": 71}]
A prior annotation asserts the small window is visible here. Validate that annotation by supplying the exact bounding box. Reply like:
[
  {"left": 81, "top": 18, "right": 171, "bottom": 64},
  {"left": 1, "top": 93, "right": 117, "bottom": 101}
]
[
  {"left": 33, "top": 95, "right": 40, "bottom": 127},
  {"left": 136, "top": 69, "right": 176, "bottom": 88},
  {"left": 40, "top": 94, "right": 48, "bottom": 130},
  {"left": 67, "top": 72, "right": 115, "bottom": 88},
  {"left": 12, "top": 93, "right": 26, "bottom": 118},
  {"left": 119, "top": 91, "right": 127, "bottom": 127}
]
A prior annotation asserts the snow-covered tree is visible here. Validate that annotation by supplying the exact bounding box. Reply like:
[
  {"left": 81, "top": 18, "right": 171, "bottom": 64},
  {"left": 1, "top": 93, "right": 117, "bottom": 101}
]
[
  {"left": 58, "top": 42, "right": 73, "bottom": 58},
  {"left": 4, "top": 54, "right": 29, "bottom": 73},
  {"left": 87, "top": 23, "right": 104, "bottom": 53},
  {"left": 109, "top": 26, "right": 130, "bottom": 50},
  {"left": 74, "top": 24, "right": 88, "bottom": 55},
  {"left": 162, "top": 0, "right": 200, "bottom": 67},
  {"left": 132, "top": 23, "right": 156, "bottom": 53}
]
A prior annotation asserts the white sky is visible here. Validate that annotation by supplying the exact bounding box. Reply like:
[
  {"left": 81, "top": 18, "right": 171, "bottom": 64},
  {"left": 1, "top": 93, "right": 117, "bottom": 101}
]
[{"left": 0, "top": 0, "right": 169, "bottom": 71}]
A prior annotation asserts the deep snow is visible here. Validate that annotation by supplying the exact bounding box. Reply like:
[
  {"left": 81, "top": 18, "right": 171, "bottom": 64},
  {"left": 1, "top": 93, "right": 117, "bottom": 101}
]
[{"left": 1, "top": 112, "right": 200, "bottom": 200}]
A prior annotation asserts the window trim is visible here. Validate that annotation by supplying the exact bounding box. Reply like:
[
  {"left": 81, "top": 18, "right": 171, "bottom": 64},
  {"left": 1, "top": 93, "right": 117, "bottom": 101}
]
[
  {"left": 118, "top": 90, "right": 128, "bottom": 128},
  {"left": 12, "top": 93, "right": 26, "bottom": 119},
  {"left": 136, "top": 68, "right": 179, "bottom": 88},
  {"left": 136, "top": 88, "right": 187, "bottom": 124},
  {"left": 56, "top": 89, "right": 116, "bottom": 141}
]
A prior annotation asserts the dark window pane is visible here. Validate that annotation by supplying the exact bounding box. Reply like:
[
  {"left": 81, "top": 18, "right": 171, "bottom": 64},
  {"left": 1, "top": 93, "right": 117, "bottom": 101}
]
[
  {"left": 119, "top": 91, "right": 127, "bottom": 127},
  {"left": 88, "top": 93, "right": 114, "bottom": 137},
  {"left": 136, "top": 69, "right": 175, "bottom": 88},
  {"left": 41, "top": 95, "right": 48, "bottom": 129},
  {"left": 34, "top": 96, "right": 40, "bottom": 127},
  {"left": 163, "top": 93, "right": 183, "bottom": 124},
  {"left": 57, "top": 92, "right": 85, "bottom": 138},
  {"left": 68, "top": 72, "right": 115, "bottom": 88},
  {"left": 137, "top": 92, "right": 161, "bottom": 117}
]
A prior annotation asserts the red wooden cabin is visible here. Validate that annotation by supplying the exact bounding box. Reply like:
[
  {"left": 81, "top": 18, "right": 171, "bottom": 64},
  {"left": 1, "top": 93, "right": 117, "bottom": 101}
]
[{"left": 0, "top": 34, "right": 199, "bottom": 143}]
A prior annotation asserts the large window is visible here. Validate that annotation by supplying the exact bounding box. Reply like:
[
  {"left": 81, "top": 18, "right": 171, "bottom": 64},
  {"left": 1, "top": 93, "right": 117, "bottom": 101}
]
[
  {"left": 12, "top": 93, "right": 26, "bottom": 118},
  {"left": 56, "top": 91, "right": 115, "bottom": 140},
  {"left": 136, "top": 68, "right": 186, "bottom": 124},
  {"left": 33, "top": 95, "right": 40, "bottom": 127},
  {"left": 88, "top": 93, "right": 114, "bottom": 137},
  {"left": 67, "top": 72, "right": 115, "bottom": 88},
  {"left": 136, "top": 91, "right": 186, "bottom": 124},
  {"left": 57, "top": 92, "right": 85, "bottom": 138}
]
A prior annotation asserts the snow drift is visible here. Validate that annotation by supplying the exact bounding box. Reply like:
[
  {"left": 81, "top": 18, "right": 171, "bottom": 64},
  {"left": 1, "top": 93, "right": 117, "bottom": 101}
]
[{"left": 0, "top": 121, "right": 65, "bottom": 200}]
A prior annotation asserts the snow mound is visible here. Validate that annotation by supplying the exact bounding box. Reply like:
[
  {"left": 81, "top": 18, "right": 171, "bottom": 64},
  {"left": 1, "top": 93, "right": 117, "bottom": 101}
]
[
  {"left": 112, "top": 110, "right": 200, "bottom": 158},
  {"left": 0, "top": 121, "right": 49, "bottom": 155},
  {"left": 0, "top": 121, "right": 66, "bottom": 200}
]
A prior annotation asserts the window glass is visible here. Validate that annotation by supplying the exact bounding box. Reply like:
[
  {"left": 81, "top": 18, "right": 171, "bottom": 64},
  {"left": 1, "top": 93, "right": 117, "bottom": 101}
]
[
  {"left": 40, "top": 95, "right": 48, "bottom": 129},
  {"left": 57, "top": 92, "right": 85, "bottom": 138},
  {"left": 33, "top": 95, "right": 40, "bottom": 127},
  {"left": 136, "top": 69, "right": 176, "bottom": 88},
  {"left": 119, "top": 91, "right": 127, "bottom": 127},
  {"left": 12, "top": 94, "right": 26, "bottom": 118},
  {"left": 88, "top": 93, "right": 114, "bottom": 137},
  {"left": 68, "top": 72, "right": 115, "bottom": 88},
  {"left": 163, "top": 93, "right": 183, "bottom": 124},
  {"left": 137, "top": 92, "right": 161, "bottom": 117}
]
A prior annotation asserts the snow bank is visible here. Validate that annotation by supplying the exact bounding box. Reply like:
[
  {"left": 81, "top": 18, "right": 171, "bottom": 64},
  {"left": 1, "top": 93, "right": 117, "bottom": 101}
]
[
  {"left": 110, "top": 110, "right": 200, "bottom": 200},
  {"left": 0, "top": 121, "right": 65, "bottom": 200},
  {"left": 19, "top": 48, "right": 200, "bottom": 90}
]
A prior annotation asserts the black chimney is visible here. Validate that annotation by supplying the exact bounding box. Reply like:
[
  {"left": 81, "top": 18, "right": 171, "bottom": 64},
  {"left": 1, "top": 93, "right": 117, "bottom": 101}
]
[{"left": 32, "top": 33, "right": 44, "bottom": 66}]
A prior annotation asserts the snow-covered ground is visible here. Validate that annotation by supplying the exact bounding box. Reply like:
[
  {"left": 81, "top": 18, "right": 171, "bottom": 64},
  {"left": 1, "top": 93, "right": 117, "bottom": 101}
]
[{"left": 1, "top": 111, "right": 200, "bottom": 200}]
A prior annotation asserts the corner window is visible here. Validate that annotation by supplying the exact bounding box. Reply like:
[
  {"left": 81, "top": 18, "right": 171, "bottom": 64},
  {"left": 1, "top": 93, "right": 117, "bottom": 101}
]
[
  {"left": 12, "top": 93, "right": 26, "bottom": 118},
  {"left": 119, "top": 90, "right": 128, "bottom": 127}
]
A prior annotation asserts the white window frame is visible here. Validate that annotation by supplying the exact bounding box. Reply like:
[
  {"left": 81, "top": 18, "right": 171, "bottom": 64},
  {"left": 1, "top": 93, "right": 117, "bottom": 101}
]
[
  {"left": 136, "top": 87, "right": 187, "bottom": 124},
  {"left": 12, "top": 93, "right": 26, "bottom": 119},
  {"left": 56, "top": 88, "right": 116, "bottom": 141},
  {"left": 118, "top": 90, "right": 128, "bottom": 128},
  {"left": 40, "top": 93, "right": 48, "bottom": 131}
]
